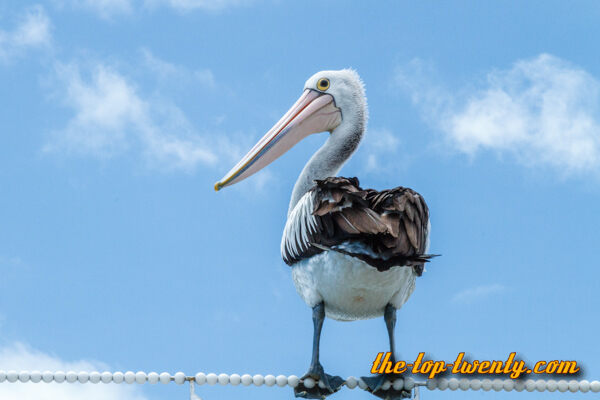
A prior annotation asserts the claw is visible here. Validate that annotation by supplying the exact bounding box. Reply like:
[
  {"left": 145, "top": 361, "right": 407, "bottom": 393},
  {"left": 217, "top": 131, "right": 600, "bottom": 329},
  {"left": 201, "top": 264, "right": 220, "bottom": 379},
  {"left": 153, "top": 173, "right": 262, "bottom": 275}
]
[
  {"left": 361, "top": 374, "right": 411, "bottom": 400},
  {"left": 294, "top": 363, "right": 344, "bottom": 399}
]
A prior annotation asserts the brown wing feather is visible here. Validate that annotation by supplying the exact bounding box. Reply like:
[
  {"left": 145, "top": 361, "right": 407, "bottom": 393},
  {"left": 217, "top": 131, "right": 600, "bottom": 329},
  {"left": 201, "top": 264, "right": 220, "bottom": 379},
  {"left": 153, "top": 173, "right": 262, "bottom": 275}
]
[{"left": 283, "top": 176, "right": 435, "bottom": 274}]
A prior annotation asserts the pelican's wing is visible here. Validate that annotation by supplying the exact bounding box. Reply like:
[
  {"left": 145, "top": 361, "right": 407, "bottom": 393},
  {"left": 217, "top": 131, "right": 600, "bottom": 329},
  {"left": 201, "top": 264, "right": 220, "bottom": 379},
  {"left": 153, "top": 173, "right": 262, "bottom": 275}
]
[{"left": 281, "top": 177, "right": 435, "bottom": 274}]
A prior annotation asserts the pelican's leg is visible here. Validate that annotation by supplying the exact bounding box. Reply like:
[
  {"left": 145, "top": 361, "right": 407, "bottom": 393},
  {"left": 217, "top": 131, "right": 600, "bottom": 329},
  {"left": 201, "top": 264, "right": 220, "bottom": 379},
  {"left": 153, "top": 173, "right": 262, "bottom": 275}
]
[
  {"left": 361, "top": 304, "right": 411, "bottom": 399},
  {"left": 294, "top": 302, "right": 344, "bottom": 399}
]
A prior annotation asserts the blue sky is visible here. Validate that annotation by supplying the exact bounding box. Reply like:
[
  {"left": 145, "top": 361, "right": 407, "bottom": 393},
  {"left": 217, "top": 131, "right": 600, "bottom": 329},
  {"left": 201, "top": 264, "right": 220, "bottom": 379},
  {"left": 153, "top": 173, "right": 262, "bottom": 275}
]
[{"left": 1, "top": 1, "right": 600, "bottom": 399}]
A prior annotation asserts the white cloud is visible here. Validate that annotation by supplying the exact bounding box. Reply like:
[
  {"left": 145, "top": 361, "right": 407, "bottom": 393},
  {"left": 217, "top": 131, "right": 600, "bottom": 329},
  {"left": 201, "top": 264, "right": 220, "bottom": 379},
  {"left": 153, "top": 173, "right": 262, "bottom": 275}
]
[
  {"left": 44, "top": 55, "right": 259, "bottom": 178},
  {"left": 451, "top": 284, "right": 505, "bottom": 304},
  {"left": 141, "top": 48, "right": 215, "bottom": 88},
  {"left": 0, "top": 343, "right": 148, "bottom": 400},
  {"left": 45, "top": 61, "right": 219, "bottom": 171},
  {"left": 0, "top": 5, "right": 51, "bottom": 62},
  {"left": 41, "top": 50, "right": 265, "bottom": 183},
  {"left": 397, "top": 54, "right": 600, "bottom": 175}
]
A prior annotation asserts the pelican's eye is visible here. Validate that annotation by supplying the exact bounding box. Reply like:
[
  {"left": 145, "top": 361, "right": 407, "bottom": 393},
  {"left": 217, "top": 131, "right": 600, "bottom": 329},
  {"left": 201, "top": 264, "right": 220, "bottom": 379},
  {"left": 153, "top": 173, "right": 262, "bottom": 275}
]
[{"left": 317, "top": 78, "right": 330, "bottom": 91}]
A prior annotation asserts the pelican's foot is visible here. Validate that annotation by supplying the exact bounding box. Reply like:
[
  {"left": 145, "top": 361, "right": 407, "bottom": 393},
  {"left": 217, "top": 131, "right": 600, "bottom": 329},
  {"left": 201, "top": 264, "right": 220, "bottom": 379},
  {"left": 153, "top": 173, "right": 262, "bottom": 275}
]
[
  {"left": 294, "top": 363, "right": 344, "bottom": 399},
  {"left": 360, "top": 374, "right": 411, "bottom": 400}
]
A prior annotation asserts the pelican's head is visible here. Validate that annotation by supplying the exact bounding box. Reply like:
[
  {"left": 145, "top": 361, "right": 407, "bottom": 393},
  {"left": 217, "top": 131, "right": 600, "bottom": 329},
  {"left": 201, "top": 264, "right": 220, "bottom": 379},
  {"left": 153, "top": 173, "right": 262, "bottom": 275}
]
[
  {"left": 214, "top": 69, "right": 367, "bottom": 191},
  {"left": 303, "top": 69, "right": 367, "bottom": 132}
]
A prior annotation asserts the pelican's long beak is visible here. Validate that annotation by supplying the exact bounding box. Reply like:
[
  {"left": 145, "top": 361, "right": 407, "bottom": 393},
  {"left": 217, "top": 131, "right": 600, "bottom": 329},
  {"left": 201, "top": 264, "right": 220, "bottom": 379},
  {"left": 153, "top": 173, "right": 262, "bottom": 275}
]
[{"left": 214, "top": 89, "right": 342, "bottom": 191}]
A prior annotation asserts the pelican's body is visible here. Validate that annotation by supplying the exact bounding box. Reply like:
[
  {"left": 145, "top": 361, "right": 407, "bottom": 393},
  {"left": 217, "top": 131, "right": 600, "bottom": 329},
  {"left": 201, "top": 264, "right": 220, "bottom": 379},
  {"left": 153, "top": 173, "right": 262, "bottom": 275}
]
[
  {"left": 215, "top": 69, "right": 435, "bottom": 400},
  {"left": 281, "top": 178, "right": 429, "bottom": 321}
]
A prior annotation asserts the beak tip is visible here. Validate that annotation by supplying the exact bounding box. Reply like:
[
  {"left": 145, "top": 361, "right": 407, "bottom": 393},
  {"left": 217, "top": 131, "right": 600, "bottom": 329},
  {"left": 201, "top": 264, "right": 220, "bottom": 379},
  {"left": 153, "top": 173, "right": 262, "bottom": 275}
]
[{"left": 214, "top": 182, "right": 222, "bottom": 192}]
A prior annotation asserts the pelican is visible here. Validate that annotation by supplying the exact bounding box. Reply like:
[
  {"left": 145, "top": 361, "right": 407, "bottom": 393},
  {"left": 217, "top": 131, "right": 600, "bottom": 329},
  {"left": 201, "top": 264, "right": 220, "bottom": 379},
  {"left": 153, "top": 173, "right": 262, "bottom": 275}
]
[{"left": 215, "top": 69, "right": 435, "bottom": 399}]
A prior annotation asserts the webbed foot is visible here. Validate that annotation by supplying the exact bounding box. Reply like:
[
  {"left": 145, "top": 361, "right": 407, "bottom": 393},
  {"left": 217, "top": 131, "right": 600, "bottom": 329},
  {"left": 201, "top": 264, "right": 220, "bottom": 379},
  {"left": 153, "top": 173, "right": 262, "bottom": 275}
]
[{"left": 294, "top": 363, "right": 344, "bottom": 399}]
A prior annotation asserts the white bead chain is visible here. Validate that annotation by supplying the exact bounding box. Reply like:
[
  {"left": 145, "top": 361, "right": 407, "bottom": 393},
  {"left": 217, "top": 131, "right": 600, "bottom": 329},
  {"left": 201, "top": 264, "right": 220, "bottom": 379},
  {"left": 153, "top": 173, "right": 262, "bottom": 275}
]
[{"left": 1, "top": 370, "right": 599, "bottom": 394}]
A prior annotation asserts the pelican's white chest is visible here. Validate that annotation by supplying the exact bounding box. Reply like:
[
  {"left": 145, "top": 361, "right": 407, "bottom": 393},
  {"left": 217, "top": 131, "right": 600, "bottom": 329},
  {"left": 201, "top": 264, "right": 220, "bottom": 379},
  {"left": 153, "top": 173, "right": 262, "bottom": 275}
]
[{"left": 291, "top": 251, "right": 417, "bottom": 321}]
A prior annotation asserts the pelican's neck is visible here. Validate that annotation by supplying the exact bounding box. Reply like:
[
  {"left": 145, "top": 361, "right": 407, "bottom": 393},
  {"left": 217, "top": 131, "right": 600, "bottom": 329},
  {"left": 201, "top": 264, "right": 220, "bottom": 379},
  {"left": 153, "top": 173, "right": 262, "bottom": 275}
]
[{"left": 288, "top": 120, "right": 364, "bottom": 215}]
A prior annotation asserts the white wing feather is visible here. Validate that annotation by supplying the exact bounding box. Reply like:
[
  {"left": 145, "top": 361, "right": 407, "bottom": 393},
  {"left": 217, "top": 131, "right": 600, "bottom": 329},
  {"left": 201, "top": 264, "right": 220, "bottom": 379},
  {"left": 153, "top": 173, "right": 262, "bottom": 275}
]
[{"left": 281, "top": 191, "right": 319, "bottom": 264}]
